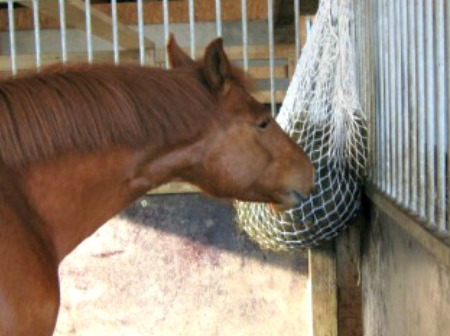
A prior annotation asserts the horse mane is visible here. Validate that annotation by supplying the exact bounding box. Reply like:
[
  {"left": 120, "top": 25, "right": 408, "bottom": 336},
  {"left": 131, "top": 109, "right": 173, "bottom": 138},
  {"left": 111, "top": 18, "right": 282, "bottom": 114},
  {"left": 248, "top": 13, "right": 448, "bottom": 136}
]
[{"left": 0, "top": 63, "right": 229, "bottom": 167}]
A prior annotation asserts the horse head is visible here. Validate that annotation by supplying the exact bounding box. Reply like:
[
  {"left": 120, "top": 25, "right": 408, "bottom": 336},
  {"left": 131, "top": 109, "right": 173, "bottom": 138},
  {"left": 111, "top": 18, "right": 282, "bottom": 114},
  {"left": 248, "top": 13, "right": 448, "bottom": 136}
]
[{"left": 167, "top": 36, "right": 314, "bottom": 210}]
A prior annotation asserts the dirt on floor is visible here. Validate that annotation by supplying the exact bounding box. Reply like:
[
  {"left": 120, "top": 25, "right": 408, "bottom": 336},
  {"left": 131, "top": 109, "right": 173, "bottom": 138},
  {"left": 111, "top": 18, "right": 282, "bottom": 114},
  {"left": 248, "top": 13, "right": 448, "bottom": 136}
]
[{"left": 54, "top": 194, "right": 311, "bottom": 336}]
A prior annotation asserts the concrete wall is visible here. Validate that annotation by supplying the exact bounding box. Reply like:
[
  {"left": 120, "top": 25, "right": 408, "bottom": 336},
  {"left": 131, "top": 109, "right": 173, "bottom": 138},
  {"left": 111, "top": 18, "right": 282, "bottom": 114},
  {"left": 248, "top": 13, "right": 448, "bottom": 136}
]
[
  {"left": 55, "top": 194, "right": 311, "bottom": 336},
  {"left": 361, "top": 203, "right": 450, "bottom": 336}
]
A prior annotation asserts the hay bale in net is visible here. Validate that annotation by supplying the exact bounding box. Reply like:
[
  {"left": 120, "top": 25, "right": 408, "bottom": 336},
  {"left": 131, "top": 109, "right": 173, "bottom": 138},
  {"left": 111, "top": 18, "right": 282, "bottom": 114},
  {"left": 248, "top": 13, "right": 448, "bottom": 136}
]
[{"left": 235, "top": 0, "right": 367, "bottom": 252}]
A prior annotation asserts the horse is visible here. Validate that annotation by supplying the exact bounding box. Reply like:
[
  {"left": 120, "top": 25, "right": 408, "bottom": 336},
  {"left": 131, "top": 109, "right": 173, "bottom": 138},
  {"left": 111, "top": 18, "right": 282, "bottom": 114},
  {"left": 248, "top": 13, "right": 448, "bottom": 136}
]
[{"left": 0, "top": 35, "right": 314, "bottom": 335}]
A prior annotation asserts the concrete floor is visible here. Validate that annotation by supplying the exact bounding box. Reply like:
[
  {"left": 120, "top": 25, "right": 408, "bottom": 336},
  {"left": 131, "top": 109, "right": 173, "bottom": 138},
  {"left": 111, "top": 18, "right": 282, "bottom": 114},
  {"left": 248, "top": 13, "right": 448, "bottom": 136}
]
[{"left": 55, "top": 194, "right": 311, "bottom": 336}]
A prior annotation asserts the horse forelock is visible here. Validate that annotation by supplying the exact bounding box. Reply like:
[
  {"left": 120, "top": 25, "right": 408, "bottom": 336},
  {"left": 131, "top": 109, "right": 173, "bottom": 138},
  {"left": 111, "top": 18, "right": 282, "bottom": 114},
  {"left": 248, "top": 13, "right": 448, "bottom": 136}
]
[{"left": 0, "top": 64, "right": 217, "bottom": 167}]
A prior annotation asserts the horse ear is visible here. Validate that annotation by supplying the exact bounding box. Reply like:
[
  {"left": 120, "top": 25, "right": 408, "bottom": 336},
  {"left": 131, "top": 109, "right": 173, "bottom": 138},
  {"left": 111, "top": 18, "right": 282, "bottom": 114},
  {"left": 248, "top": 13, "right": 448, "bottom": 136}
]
[
  {"left": 202, "top": 38, "right": 232, "bottom": 91},
  {"left": 167, "top": 34, "right": 195, "bottom": 68}
]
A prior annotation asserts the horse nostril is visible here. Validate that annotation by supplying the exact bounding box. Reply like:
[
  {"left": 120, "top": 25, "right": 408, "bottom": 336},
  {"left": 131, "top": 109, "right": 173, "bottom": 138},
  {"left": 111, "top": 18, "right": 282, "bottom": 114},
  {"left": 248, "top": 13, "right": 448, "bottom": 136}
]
[{"left": 293, "top": 190, "right": 310, "bottom": 203}]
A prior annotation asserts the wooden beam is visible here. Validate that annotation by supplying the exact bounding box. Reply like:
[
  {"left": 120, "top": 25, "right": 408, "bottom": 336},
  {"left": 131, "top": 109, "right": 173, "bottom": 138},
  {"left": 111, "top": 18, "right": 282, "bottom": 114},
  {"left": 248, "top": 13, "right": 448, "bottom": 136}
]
[
  {"left": 248, "top": 65, "right": 288, "bottom": 80},
  {"left": 253, "top": 90, "right": 285, "bottom": 104},
  {"left": 0, "top": 0, "right": 268, "bottom": 31},
  {"left": 154, "top": 44, "right": 294, "bottom": 64},
  {"left": 336, "top": 221, "right": 363, "bottom": 336},
  {"left": 18, "top": 0, "right": 155, "bottom": 50},
  {"left": 149, "top": 182, "right": 199, "bottom": 195},
  {"left": 309, "top": 242, "right": 338, "bottom": 336},
  {"left": 366, "top": 185, "right": 450, "bottom": 267},
  {"left": 0, "top": 49, "right": 152, "bottom": 75}
]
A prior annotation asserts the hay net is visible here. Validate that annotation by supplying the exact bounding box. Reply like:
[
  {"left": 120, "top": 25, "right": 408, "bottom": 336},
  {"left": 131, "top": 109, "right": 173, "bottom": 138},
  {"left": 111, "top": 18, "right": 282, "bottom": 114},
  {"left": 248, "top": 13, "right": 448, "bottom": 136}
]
[{"left": 235, "top": 0, "right": 367, "bottom": 251}]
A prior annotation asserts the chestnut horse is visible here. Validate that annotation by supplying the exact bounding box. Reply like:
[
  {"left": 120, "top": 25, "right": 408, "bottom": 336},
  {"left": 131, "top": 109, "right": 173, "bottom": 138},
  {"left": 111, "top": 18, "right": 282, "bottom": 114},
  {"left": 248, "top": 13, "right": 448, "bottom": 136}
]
[{"left": 0, "top": 36, "right": 313, "bottom": 335}]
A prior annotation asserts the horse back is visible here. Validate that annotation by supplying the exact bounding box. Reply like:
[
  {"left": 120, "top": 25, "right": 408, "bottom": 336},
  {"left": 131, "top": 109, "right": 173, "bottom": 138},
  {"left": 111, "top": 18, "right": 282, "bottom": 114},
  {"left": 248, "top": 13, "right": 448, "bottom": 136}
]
[{"left": 0, "top": 164, "right": 59, "bottom": 336}]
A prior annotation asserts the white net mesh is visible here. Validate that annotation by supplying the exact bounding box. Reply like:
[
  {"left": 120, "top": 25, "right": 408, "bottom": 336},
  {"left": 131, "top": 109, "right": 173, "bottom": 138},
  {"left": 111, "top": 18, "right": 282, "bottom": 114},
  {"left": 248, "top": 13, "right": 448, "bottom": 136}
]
[{"left": 235, "top": 0, "right": 367, "bottom": 251}]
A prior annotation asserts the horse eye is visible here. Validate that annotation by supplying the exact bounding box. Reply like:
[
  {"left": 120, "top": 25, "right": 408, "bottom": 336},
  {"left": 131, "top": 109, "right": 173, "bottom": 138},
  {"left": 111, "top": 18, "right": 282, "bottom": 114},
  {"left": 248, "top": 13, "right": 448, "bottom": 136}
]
[{"left": 257, "top": 118, "right": 271, "bottom": 130}]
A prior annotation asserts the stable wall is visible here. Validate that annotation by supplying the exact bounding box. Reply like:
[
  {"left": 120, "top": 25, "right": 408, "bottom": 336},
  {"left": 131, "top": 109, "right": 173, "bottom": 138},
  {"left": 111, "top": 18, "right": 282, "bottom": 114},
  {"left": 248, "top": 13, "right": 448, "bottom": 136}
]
[{"left": 362, "top": 199, "right": 450, "bottom": 336}]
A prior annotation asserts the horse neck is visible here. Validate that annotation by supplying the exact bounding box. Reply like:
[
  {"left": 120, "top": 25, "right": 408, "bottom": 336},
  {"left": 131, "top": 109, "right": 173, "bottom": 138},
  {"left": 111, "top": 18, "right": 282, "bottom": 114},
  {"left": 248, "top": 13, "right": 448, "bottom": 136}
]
[
  {"left": 8, "top": 65, "right": 218, "bottom": 263},
  {"left": 17, "top": 141, "right": 204, "bottom": 263}
]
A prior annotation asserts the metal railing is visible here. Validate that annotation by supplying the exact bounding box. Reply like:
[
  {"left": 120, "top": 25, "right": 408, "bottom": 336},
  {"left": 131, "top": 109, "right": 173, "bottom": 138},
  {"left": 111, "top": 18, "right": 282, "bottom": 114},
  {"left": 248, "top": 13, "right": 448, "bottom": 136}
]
[
  {"left": 354, "top": 0, "right": 450, "bottom": 241},
  {"left": 0, "top": 0, "right": 314, "bottom": 116}
]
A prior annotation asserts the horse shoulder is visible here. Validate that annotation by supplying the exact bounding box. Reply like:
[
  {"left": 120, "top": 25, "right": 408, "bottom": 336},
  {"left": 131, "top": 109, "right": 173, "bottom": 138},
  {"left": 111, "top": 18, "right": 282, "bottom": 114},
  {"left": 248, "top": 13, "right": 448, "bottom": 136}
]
[{"left": 0, "top": 173, "right": 59, "bottom": 336}]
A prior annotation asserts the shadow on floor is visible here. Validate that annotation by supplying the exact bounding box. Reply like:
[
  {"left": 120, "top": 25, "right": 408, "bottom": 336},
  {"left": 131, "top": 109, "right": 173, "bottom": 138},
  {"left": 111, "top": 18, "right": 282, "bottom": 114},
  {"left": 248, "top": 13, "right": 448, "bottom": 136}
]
[{"left": 119, "top": 193, "right": 308, "bottom": 274}]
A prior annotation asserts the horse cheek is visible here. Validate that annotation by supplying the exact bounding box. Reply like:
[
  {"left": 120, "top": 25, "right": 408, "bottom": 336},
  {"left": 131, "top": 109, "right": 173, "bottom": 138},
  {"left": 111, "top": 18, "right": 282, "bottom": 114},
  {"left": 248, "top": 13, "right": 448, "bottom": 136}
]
[{"left": 204, "top": 134, "right": 265, "bottom": 196}]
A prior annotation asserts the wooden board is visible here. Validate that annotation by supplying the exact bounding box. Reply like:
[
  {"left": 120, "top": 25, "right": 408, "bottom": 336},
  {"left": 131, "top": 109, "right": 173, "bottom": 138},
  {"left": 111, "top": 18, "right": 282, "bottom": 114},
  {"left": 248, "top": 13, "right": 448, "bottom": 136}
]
[
  {"left": 149, "top": 182, "right": 200, "bottom": 195},
  {"left": 366, "top": 185, "right": 450, "bottom": 267},
  {"left": 18, "top": 0, "right": 155, "bottom": 50},
  {"left": 309, "top": 242, "right": 338, "bottom": 336},
  {"left": 0, "top": 49, "right": 153, "bottom": 74},
  {"left": 336, "top": 220, "right": 363, "bottom": 336},
  {"left": 0, "top": 0, "right": 267, "bottom": 31}
]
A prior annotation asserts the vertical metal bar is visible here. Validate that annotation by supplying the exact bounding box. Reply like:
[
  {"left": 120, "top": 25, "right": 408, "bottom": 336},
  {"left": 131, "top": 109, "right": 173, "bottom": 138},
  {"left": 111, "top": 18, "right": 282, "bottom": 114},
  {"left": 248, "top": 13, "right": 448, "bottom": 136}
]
[
  {"left": 162, "top": 0, "right": 170, "bottom": 68},
  {"left": 395, "top": 0, "right": 404, "bottom": 204},
  {"left": 137, "top": 0, "right": 145, "bottom": 65},
  {"left": 374, "top": 0, "right": 381, "bottom": 188},
  {"left": 416, "top": 0, "right": 426, "bottom": 219},
  {"left": 188, "top": 0, "right": 195, "bottom": 59},
  {"left": 367, "top": 0, "right": 376, "bottom": 184},
  {"left": 215, "top": 0, "right": 222, "bottom": 37},
  {"left": 111, "top": 0, "right": 119, "bottom": 64},
  {"left": 58, "top": 0, "right": 67, "bottom": 63},
  {"left": 435, "top": 0, "right": 447, "bottom": 235},
  {"left": 32, "top": 0, "right": 41, "bottom": 70},
  {"left": 267, "top": 0, "right": 276, "bottom": 116},
  {"left": 374, "top": 0, "right": 382, "bottom": 188},
  {"left": 7, "top": 0, "right": 16, "bottom": 76},
  {"left": 387, "top": 0, "right": 395, "bottom": 197},
  {"left": 425, "top": 0, "right": 436, "bottom": 228},
  {"left": 294, "top": 0, "right": 301, "bottom": 58},
  {"left": 408, "top": 0, "right": 418, "bottom": 212},
  {"left": 389, "top": 0, "right": 397, "bottom": 199},
  {"left": 85, "top": 0, "right": 94, "bottom": 63},
  {"left": 446, "top": 0, "right": 450, "bottom": 235},
  {"left": 380, "top": 0, "right": 388, "bottom": 193},
  {"left": 400, "top": 0, "right": 409, "bottom": 207},
  {"left": 241, "top": 0, "right": 249, "bottom": 71}
]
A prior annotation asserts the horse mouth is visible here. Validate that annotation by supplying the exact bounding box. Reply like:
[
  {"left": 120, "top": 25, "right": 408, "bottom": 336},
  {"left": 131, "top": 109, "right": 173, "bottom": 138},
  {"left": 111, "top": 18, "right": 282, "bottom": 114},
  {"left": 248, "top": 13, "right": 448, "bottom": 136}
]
[{"left": 271, "top": 190, "right": 310, "bottom": 212}]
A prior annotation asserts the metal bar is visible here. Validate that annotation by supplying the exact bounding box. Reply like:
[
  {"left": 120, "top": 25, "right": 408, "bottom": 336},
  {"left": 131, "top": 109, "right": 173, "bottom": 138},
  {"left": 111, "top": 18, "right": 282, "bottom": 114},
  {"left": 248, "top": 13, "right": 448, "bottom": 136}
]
[
  {"left": 7, "top": 0, "right": 16, "bottom": 75},
  {"left": 267, "top": 0, "right": 276, "bottom": 116},
  {"left": 58, "top": 0, "right": 67, "bottom": 63},
  {"left": 435, "top": 0, "right": 447, "bottom": 235},
  {"left": 425, "top": 0, "right": 436, "bottom": 228},
  {"left": 215, "top": 0, "right": 222, "bottom": 37},
  {"left": 416, "top": 0, "right": 427, "bottom": 219},
  {"left": 380, "top": 0, "right": 388, "bottom": 193},
  {"left": 137, "top": 0, "right": 145, "bottom": 65},
  {"left": 395, "top": 0, "right": 403, "bottom": 204},
  {"left": 367, "top": 0, "right": 376, "bottom": 184},
  {"left": 85, "top": 0, "right": 93, "bottom": 63},
  {"left": 389, "top": 0, "right": 397, "bottom": 199},
  {"left": 241, "top": 0, "right": 249, "bottom": 71},
  {"left": 32, "top": 0, "right": 41, "bottom": 70},
  {"left": 446, "top": 0, "right": 450, "bottom": 235},
  {"left": 387, "top": 0, "right": 395, "bottom": 197},
  {"left": 162, "top": 0, "right": 170, "bottom": 68},
  {"left": 188, "top": 0, "right": 195, "bottom": 59},
  {"left": 294, "top": 0, "right": 301, "bottom": 58},
  {"left": 400, "top": 0, "right": 409, "bottom": 207},
  {"left": 111, "top": 0, "right": 119, "bottom": 64},
  {"left": 374, "top": 0, "right": 382, "bottom": 187},
  {"left": 408, "top": 0, "right": 418, "bottom": 212}
]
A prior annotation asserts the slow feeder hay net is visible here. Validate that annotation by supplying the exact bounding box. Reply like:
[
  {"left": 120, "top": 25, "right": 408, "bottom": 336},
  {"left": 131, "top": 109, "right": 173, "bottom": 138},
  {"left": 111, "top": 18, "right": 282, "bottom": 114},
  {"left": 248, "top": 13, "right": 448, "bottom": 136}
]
[{"left": 235, "top": 0, "right": 367, "bottom": 251}]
